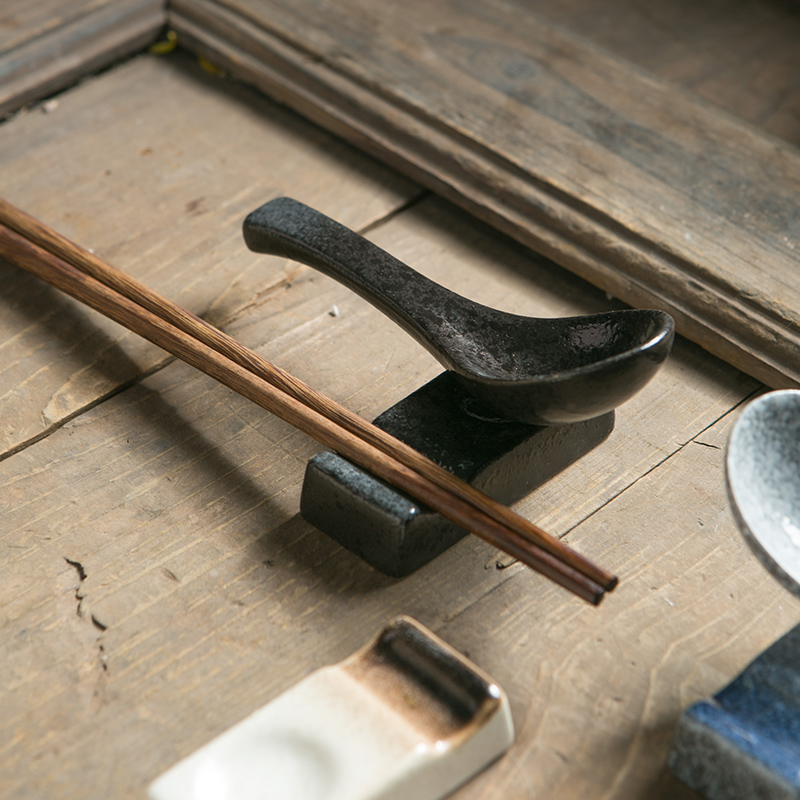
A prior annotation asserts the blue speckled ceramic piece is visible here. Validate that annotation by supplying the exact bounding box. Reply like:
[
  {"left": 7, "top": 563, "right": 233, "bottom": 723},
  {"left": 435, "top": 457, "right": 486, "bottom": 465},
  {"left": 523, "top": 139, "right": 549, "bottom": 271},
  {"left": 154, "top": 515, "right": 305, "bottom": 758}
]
[
  {"left": 726, "top": 390, "right": 800, "bottom": 599},
  {"left": 669, "top": 623, "right": 800, "bottom": 800},
  {"left": 243, "top": 197, "right": 674, "bottom": 425}
]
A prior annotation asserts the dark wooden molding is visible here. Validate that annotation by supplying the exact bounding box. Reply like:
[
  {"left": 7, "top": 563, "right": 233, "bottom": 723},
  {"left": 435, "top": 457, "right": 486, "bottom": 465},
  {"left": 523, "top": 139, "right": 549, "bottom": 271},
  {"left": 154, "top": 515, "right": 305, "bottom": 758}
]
[
  {"left": 2, "top": 0, "right": 798, "bottom": 388},
  {"left": 167, "top": 0, "right": 800, "bottom": 390},
  {"left": 0, "top": 0, "right": 166, "bottom": 117}
]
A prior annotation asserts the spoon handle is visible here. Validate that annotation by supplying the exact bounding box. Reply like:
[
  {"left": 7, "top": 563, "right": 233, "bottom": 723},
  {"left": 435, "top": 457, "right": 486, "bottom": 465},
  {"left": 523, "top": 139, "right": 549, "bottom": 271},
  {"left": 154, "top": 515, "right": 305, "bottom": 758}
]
[{"left": 243, "top": 197, "right": 474, "bottom": 372}]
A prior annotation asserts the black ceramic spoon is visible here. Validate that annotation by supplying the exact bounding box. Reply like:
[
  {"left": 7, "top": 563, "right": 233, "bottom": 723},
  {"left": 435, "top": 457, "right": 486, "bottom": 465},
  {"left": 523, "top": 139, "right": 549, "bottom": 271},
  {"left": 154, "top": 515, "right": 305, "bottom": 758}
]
[{"left": 243, "top": 197, "right": 674, "bottom": 425}]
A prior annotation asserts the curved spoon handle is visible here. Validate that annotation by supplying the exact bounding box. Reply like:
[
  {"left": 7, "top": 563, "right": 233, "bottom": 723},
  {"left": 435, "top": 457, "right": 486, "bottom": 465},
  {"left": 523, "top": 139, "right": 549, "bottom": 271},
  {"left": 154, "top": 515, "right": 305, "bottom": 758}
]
[{"left": 242, "top": 197, "right": 473, "bottom": 371}]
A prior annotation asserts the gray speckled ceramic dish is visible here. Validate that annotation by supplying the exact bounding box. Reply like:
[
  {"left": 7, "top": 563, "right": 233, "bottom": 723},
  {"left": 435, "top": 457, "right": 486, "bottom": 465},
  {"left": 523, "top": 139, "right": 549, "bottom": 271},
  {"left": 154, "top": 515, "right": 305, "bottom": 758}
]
[{"left": 726, "top": 390, "right": 800, "bottom": 599}]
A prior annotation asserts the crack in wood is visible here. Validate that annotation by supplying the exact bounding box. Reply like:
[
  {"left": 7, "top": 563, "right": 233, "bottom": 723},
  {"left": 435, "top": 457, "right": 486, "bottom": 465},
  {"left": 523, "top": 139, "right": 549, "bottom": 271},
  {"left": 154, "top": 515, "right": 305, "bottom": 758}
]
[
  {"left": 64, "top": 556, "right": 88, "bottom": 618},
  {"left": 357, "top": 191, "right": 430, "bottom": 237},
  {"left": 0, "top": 358, "right": 173, "bottom": 465},
  {"left": 64, "top": 557, "right": 110, "bottom": 674},
  {"left": 64, "top": 556, "right": 87, "bottom": 583},
  {"left": 559, "top": 387, "right": 762, "bottom": 537}
]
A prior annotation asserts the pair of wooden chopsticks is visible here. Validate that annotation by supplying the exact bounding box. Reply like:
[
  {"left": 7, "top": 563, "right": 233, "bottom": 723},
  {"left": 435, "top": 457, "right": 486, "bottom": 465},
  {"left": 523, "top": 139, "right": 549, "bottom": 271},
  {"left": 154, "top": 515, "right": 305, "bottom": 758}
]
[{"left": 0, "top": 198, "right": 617, "bottom": 604}]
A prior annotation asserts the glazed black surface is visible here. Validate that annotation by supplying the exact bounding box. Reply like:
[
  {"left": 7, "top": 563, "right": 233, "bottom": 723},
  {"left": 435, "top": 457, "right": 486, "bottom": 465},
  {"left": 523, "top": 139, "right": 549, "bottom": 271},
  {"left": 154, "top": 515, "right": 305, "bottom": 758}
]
[
  {"left": 301, "top": 372, "right": 614, "bottom": 577},
  {"left": 243, "top": 197, "right": 675, "bottom": 424}
]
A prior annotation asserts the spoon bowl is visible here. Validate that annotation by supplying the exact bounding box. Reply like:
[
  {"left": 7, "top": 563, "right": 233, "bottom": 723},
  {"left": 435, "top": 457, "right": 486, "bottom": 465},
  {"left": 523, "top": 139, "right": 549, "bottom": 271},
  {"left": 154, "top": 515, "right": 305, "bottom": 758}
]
[
  {"left": 726, "top": 390, "right": 800, "bottom": 598},
  {"left": 244, "top": 198, "right": 674, "bottom": 424}
]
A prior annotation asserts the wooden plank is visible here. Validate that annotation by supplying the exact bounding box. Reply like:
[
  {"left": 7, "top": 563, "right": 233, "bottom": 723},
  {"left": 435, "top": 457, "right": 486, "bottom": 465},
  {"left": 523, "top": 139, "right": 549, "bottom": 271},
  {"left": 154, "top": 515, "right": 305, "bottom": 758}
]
[
  {"left": 0, "top": 190, "right": 759, "bottom": 798},
  {"left": 0, "top": 49, "right": 422, "bottom": 457},
  {"left": 0, "top": 0, "right": 165, "bottom": 116},
  {"left": 0, "top": 0, "right": 127, "bottom": 52},
  {"left": 439, "top": 407, "right": 800, "bottom": 799},
  {"left": 528, "top": 0, "right": 800, "bottom": 147},
  {"left": 0, "top": 28, "right": 778, "bottom": 798},
  {"left": 168, "top": 0, "right": 800, "bottom": 390}
]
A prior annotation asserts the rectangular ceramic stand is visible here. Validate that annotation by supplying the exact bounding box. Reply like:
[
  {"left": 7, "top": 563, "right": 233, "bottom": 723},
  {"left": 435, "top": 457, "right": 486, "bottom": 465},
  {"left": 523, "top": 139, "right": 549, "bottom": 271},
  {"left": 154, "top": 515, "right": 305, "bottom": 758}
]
[
  {"left": 148, "top": 616, "right": 515, "bottom": 800},
  {"left": 301, "top": 372, "right": 614, "bottom": 576},
  {"left": 669, "top": 622, "right": 800, "bottom": 799}
]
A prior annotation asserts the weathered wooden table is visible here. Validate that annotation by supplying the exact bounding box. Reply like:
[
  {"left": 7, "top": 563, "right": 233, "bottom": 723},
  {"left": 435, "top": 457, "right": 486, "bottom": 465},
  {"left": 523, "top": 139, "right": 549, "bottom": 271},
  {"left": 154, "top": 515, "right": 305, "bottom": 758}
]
[{"left": 2, "top": 13, "right": 799, "bottom": 800}]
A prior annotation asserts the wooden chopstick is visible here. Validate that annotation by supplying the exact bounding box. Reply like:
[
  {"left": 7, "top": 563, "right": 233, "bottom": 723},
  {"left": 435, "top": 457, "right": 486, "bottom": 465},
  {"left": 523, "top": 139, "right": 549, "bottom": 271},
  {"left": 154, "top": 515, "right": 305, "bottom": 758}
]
[
  {"left": 0, "top": 199, "right": 616, "bottom": 592},
  {"left": 0, "top": 223, "right": 602, "bottom": 603},
  {"left": 0, "top": 203, "right": 616, "bottom": 602}
]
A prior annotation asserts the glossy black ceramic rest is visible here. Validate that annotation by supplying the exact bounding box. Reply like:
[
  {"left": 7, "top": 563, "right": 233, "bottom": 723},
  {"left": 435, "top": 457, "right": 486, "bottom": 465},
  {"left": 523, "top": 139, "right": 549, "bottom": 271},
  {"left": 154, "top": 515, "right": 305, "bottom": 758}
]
[
  {"left": 243, "top": 197, "right": 675, "bottom": 424},
  {"left": 301, "top": 372, "right": 614, "bottom": 576}
]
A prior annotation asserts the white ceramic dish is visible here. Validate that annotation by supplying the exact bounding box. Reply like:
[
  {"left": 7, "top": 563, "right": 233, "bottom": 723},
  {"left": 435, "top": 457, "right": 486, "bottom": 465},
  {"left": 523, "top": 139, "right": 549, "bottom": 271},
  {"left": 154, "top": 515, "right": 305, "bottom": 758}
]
[{"left": 148, "top": 616, "right": 514, "bottom": 800}]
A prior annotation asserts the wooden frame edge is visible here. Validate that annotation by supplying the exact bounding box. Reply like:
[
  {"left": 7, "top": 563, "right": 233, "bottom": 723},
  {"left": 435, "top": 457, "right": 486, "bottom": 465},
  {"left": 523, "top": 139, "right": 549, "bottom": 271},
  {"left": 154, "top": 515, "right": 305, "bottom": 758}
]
[
  {"left": 0, "top": 0, "right": 167, "bottom": 117},
  {"left": 3, "top": 0, "right": 797, "bottom": 390},
  {"left": 167, "top": 0, "right": 799, "bottom": 390}
]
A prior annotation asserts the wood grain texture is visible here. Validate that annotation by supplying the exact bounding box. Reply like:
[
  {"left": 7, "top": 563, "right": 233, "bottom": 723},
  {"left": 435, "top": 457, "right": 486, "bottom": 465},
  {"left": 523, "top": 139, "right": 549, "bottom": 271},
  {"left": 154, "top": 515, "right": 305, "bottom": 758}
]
[
  {"left": 437, "top": 408, "right": 800, "bottom": 799},
  {"left": 0, "top": 218, "right": 611, "bottom": 600},
  {"left": 0, "top": 50, "right": 421, "bottom": 456},
  {"left": 0, "top": 0, "right": 123, "bottom": 52},
  {"left": 0, "top": 186, "right": 762, "bottom": 797},
  {"left": 168, "top": 0, "right": 800, "bottom": 391},
  {"left": 531, "top": 0, "right": 800, "bottom": 147},
  {"left": 0, "top": 31, "right": 788, "bottom": 800},
  {"left": 0, "top": 0, "right": 165, "bottom": 115}
]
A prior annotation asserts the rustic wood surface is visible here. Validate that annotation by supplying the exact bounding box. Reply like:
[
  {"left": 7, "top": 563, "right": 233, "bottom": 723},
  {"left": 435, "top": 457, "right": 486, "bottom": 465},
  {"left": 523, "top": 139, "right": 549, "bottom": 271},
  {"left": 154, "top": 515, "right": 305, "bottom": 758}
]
[
  {"left": 3, "top": 49, "right": 799, "bottom": 800},
  {"left": 168, "top": 0, "right": 800, "bottom": 392},
  {"left": 439, "top": 409, "right": 800, "bottom": 800},
  {"left": 0, "top": 50, "right": 419, "bottom": 457},
  {"left": 5, "top": 0, "right": 799, "bottom": 390},
  {"left": 0, "top": 0, "right": 165, "bottom": 116},
  {"left": 530, "top": 0, "right": 800, "bottom": 147},
  {"left": 7, "top": 0, "right": 799, "bottom": 141},
  {"left": 0, "top": 213, "right": 610, "bottom": 602}
]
